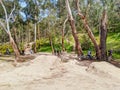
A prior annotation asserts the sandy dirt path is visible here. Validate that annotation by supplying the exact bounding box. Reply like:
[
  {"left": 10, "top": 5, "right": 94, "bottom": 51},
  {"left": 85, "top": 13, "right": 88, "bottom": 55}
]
[{"left": 0, "top": 54, "right": 120, "bottom": 90}]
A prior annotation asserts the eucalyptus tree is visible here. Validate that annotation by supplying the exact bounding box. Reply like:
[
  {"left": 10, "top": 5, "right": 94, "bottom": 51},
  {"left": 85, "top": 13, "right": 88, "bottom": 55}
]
[
  {"left": 56, "top": 0, "right": 67, "bottom": 51},
  {"left": 99, "top": 0, "right": 119, "bottom": 60},
  {"left": 11, "top": 0, "right": 24, "bottom": 53},
  {"left": 20, "top": 0, "right": 43, "bottom": 52},
  {"left": 75, "top": 0, "right": 120, "bottom": 60},
  {"left": 76, "top": 0, "right": 101, "bottom": 59},
  {"left": 61, "top": 17, "right": 68, "bottom": 51},
  {"left": 99, "top": 0, "right": 108, "bottom": 60},
  {"left": 99, "top": 8, "right": 107, "bottom": 60},
  {"left": 65, "top": 0, "right": 83, "bottom": 57},
  {"left": 46, "top": 10, "right": 58, "bottom": 53},
  {"left": 37, "top": 0, "right": 63, "bottom": 53},
  {"left": 0, "top": 0, "right": 20, "bottom": 62}
]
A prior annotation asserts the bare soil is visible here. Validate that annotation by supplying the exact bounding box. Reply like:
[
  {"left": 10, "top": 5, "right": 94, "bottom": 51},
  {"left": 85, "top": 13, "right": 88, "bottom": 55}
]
[{"left": 0, "top": 53, "right": 120, "bottom": 90}]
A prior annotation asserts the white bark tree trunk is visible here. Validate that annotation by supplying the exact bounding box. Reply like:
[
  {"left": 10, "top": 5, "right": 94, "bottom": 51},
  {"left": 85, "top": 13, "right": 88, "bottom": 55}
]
[
  {"left": 34, "top": 23, "right": 37, "bottom": 53},
  {"left": 0, "top": 0, "right": 20, "bottom": 62},
  {"left": 62, "top": 17, "right": 68, "bottom": 51}
]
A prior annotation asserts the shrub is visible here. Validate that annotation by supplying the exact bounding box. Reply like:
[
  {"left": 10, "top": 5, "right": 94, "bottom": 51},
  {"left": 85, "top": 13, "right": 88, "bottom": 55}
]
[
  {"left": 0, "top": 43, "right": 13, "bottom": 54},
  {"left": 81, "top": 35, "right": 92, "bottom": 50}
]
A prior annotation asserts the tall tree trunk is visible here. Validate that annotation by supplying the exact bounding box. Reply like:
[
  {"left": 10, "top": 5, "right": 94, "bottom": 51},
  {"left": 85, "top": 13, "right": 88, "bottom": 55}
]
[
  {"left": 0, "top": 0, "right": 20, "bottom": 62},
  {"left": 47, "top": 22, "right": 54, "bottom": 54},
  {"left": 9, "top": 33, "right": 20, "bottom": 61},
  {"left": 100, "top": 9, "right": 108, "bottom": 60},
  {"left": 21, "top": 24, "right": 24, "bottom": 46},
  {"left": 37, "top": 24, "right": 40, "bottom": 40},
  {"left": 34, "top": 23, "right": 37, "bottom": 53},
  {"left": 37, "top": 24, "right": 41, "bottom": 49},
  {"left": 18, "top": 26, "right": 21, "bottom": 49},
  {"left": 48, "top": 35, "right": 54, "bottom": 54},
  {"left": 65, "top": 0, "right": 83, "bottom": 56},
  {"left": 13, "top": 27, "right": 21, "bottom": 54},
  {"left": 62, "top": 17, "right": 68, "bottom": 51},
  {"left": 61, "top": 28, "right": 65, "bottom": 51},
  {"left": 27, "top": 21, "right": 30, "bottom": 42},
  {"left": 76, "top": 0, "right": 101, "bottom": 59}
]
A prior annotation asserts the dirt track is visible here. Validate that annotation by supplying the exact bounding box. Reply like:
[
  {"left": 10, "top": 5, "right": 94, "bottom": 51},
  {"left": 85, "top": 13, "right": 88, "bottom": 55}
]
[{"left": 0, "top": 54, "right": 120, "bottom": 90}]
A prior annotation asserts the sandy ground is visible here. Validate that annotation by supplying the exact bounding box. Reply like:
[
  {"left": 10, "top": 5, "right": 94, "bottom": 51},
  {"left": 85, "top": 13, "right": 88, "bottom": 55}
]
[{"left": 0, "top": 53, "right": 120, "bottom": 90}]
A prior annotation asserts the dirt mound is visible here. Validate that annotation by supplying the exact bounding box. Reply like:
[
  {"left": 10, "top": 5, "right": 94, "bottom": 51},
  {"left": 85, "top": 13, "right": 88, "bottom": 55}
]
[
  {"left": 0, "top": 54, "right": 120, "bottom": 90},
  {"left": 87, "top": 61, "right": 120, "bottom": 80},
  {"left": 0, "top": 55, "right": 65, "bottom": 85}
]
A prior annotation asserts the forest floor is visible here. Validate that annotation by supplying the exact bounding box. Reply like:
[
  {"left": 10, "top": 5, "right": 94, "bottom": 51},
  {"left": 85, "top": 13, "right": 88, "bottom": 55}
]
[{"left": 0, "top": 53, "right": 120, "bottom": 90}]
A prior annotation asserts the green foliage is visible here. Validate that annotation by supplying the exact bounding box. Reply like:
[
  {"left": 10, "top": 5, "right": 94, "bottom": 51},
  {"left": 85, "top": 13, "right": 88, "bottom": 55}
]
[
  {"left": 113, "top": 52, "right": 120, "bottom": 59},
  {"left": 35, "top": 38, "right": 74, "bottom": 53},
  {"left": 64, "top": 42, "right": 73, "bottom": 52},
  {"left": 38, "top": 45, "right": 52, "bottom": 52},
  {"left": 0, "top": 43, "right": 13, "bottom": 54},
  {"left": 94, "top": 32, "right": 120, "bottom": 60},
  {"left": 36, "top": 38, "right": 51, "bottom": 52},
  {"left": 107, "top": 33, "right": 120, "bottom": 50},
  {"left": 81, "top": 35, "right": 92, "bottom": 50}
]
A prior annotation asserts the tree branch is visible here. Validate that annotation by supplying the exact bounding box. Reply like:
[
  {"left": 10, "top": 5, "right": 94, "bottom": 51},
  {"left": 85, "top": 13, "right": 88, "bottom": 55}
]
[
  {"left": 0, "top": 20, "right": 8, "bottom": 33},
  {"left": 63, "top": 16, "right": 68, "bottom": 31},
  {"left": 65, "top": 0, "right": 74, "bottom": 20},
  {"left": 0, "top": 1, "right": 8, "bottom": 22},
  {"left": 8, "top": 3, "right": 15, "bottom": 21},
  {"left": 0, "top": 0, "right": 10, "bottom": 32},
  {"left": 76, "top": 0, "right": 85, "bottom": 19},
  {"left": 85, "top": 3, "right": 90, "bottom": 18}
]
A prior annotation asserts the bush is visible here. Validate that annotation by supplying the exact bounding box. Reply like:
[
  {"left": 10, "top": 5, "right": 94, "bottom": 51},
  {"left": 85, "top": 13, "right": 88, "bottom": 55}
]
[
  {"left": 112, "top": 49, "right": 120, "bottom": 59},
  {"left": 36, "top": 38, "right": 50, "bottom": 52},
  {"left": 0, "top": 43, "right": 13, "bottom": 54},
  {"left": 81, "top": 35, "right": 92, "bottom": 50}
]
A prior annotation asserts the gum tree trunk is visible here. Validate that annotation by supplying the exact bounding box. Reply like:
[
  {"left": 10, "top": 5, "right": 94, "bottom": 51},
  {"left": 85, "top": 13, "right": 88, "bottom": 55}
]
[
  {"left": 76, "top": 0, "right": 101, "bottom": 59},
  {"left": 0, "top": 0, "right": 20, "bottom": 62},
  {"left": 9, "top": 34, "right": 20, "bottom": 61},
  {"left": 65, "top": 0, "right": 83, "bottom": 57},
  {"left": 62, "top": 17, "right": 68, "bottom": 51},
  {"left": 48, "top": 35, "right": 54, "bottom": 54},
  {"left": 100, "top": 9, "right": 108, "bottom": 60},
  {"left": 34, "top": 23, "right": 37, "bottom": 53},
  {"left": 13, "top": 27, "right": 21, "bottom": 54}
]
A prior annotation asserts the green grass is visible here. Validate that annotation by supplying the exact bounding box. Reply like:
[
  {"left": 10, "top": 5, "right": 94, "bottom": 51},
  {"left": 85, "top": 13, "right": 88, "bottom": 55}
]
[
  {"left": 95, "top": 32, "right": 120, "bottom": 60},
  {"left": 38, "top": 46, "right": 52, "bottom": 52},
  {"left": 107, "top": 33, "right": 120, "bottom": 59},
  {"left": 107, "top": 33, "right": 120, "bottom": 50},
  {"left": 37, "top": 32, "right": 120, "bottom": 60},
  {"left": 0, "top": 32, "right": 120, "bottom": 60},
  {"left": 112, "top": 53, "right": 120, "bottom": 59}
]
